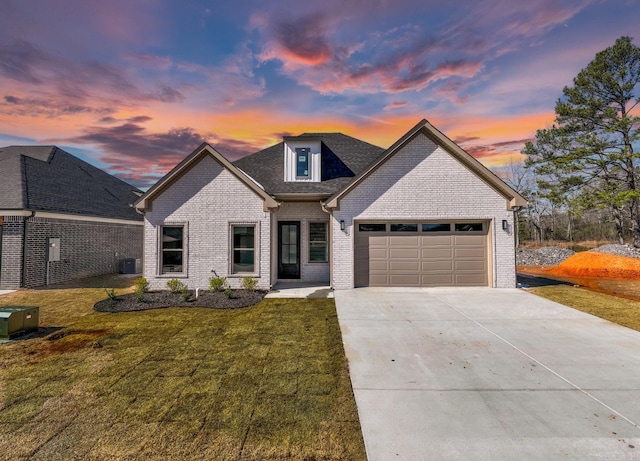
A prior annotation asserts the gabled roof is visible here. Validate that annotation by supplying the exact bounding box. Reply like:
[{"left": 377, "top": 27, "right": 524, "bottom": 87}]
[
  {"left": 233, "top": 133, "right": 384, "bottom": 196},
  {"left": 324, "top": 119, "right": 527, "bottom": 210},
  {"left": 0, "top": 145, "right": 143, "bottom": 220},
  {"left": 134, "top": 143, "right": 278, "bottom": 212}
]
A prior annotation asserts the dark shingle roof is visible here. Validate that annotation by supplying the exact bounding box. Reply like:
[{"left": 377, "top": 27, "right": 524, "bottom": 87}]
[
  {"left": 0, "top": 146, "right": 142, "bottom": 221},
  {"left": 233, "top": 133, "right": 384, "bottom": 195}
]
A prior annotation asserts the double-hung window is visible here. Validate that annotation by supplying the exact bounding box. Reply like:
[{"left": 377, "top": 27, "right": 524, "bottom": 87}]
[
  {"left": 232, "top": 225, "right": 256, "bottom": 273},
  {"left": 161, "top": 225, "right": 185, "bottom": 274},
  {"left": 308, "top": 222, "right": 328, "bottom": 262}
]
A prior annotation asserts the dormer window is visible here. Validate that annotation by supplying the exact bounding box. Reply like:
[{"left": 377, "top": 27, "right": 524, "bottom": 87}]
[
  {"left": 296, "top": 148, "right": 310, "bottom": 178},
  {"left": 283, "top": 138, "right": 321, "bottom": 182}
]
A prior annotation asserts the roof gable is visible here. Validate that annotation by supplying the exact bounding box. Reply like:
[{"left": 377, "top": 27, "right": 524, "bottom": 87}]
[
  {"left": 134, "top": 143, "right": 278, "bottom": 212},
  {"left": 324, "top": 119, "right": 527, "bottom": 210},
  {"left": 0, "top": 145, "right": 143, "bottom": 220}
]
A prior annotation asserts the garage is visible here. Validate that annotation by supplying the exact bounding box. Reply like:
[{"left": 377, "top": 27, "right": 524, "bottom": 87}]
[{"left": 354, "top": 221, "right": 489, "bottom": 287}]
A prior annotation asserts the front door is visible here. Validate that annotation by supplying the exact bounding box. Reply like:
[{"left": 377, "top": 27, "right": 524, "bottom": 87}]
[{"left": 278, "top": 221, "right": 300, "bottom": 279}]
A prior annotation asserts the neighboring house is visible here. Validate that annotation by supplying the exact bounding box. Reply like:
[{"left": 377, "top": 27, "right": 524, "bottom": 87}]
[
  {"left": 134, "top": 119, "right": 526, "bottom": 291},
  {"left": 0, "top": 146, "right": 143, "bottom": 289}
]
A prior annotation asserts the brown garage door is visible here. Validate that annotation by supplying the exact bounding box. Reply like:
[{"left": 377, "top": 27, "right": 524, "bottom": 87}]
[{"left": 354, "top": 222, "right": 488, "bottom": 287}]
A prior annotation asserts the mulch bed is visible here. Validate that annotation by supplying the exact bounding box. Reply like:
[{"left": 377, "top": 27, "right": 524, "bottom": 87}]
[{"left": 94, "top": 289, "right": 268, "bottom": 313}]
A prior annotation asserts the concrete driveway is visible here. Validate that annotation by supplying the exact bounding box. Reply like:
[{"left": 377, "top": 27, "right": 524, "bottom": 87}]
[{"left": 335, "top": 287, "right": 640, "bottom": 461}]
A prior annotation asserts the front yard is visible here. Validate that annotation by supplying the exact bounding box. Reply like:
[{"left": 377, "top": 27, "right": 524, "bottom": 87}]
[{"left": 0, "top": 280, "right": 366, "bottom": 460}]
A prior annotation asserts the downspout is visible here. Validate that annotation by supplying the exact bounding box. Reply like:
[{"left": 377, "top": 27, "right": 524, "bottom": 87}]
[
  {"left": 320, "top": 202, "right": 333, "bottom": 289},
  {"left": 22, "top": 210, "right": 34, "bottom": 288}
]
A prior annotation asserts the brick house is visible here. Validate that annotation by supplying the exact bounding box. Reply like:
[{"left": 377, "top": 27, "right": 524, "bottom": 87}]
[
  {"left": 0, "top": 146, "right": 143, "bottom": 289},
  {"left": 134, "top": 119, "right": 526, "bottom": 291}
]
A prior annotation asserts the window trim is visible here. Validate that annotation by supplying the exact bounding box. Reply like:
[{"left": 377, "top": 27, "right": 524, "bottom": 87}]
[
  {"left": 158, "top": 222, "right": 188, "bottom": 277},
  {"left": 308, "top": 221, "right": 329, "bottom": 263},
  {"left": 229, "top": 222, "right": 260, "bottom": 277}
]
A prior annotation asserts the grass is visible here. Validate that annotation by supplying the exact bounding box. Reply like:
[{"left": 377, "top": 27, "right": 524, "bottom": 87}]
[
  {"left": 0, "top": 279, "right": 366, "bottom": 460},
  {"left": 531, "top": 285, "right": 640, "bottom": 332}
]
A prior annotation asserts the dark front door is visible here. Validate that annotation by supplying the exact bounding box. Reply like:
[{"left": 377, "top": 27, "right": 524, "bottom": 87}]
[{"left": 278, "top": 221, "right": 300, "bottom": 279}]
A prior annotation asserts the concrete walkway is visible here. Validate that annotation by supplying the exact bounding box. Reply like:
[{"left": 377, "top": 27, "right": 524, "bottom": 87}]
[
  {"left": 265, "top": 282, "right": 333, "bottom": 298},
  {"left": 335, "top": 287, "right": 640, "bottom": 461},
  {"left": 0, "top": 290, "right": 15, "bottom": 296}
]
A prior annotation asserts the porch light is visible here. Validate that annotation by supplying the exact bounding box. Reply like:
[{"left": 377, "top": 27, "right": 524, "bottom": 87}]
[
  {"left": 340, "top": 220, "right": 345, "bottom": 231},
  {"left": 502, "top": 219, "right": 508, "bottom": 230}
]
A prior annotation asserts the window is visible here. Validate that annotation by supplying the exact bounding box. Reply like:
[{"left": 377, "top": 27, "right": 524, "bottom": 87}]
[
  {"left": 161, "top": 225, "right": 184, "bottom": 274},
  {"left": 422, "top": 223, "right": 451, "bottom": 232},
  {"left": 309, "top": 222, "right": 328, "bottom": 262},
  {"left": 296, "top": 147, "right": 310, "bottom": 177},
  {"left": 455, "top": 222, "right": 483, "bottom": 232},
  {"left": 390, "top": 223, "right": 418, "bottom": 232},
  {"left": 358, "top": 223, "right": 386, "bottom": 232},
  {"left": 232, "top": 225, "right": 255, "bottom": 273}
]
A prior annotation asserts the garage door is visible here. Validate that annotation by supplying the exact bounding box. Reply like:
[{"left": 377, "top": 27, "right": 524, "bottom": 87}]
[{"left": 354, "top": 221, "right": 488, "bottom": 287}]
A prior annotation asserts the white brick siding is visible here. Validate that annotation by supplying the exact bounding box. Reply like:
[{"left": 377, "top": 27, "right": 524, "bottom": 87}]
[
  {"left": 143, "top": 155, "right": 271, "bottom": 290},
  {"left": 331, "top": 133, "right": 516, "bottom": 289},
  {"left": 272, "top": 201, "right": 330, "bottom": 283}
]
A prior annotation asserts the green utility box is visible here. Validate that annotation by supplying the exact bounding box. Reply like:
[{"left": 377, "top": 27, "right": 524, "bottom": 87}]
[{"left": 0, "top": 306, "right": 39, "bottom": 340}]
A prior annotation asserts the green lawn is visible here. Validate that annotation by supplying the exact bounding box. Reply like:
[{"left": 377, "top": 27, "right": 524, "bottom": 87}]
[
  {"left": 0, "top": 282, "right": 366, "bottom": 460},
  {"left": 531, "top": 285, "right": 640, "bottom": 333}
]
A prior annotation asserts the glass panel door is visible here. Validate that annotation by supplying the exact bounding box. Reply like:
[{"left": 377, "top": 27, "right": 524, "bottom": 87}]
[{"left": 278, "top": 221, "right": 300, "bottom": 279}]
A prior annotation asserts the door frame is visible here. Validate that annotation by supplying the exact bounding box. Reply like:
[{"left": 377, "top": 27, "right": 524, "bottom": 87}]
[{"left": 278, "top": 221, "right": 301, "bottom": 279}]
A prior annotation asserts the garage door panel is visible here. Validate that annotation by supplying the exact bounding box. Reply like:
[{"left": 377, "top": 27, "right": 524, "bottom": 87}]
[
  {"left": 390, "top": 260, "right": 420, "bottom": 271},
  {"left": 369, "top": 260, "right": 388, "bottom": 271},
  {"left": 455, "top": 235, "right": 485, "bottom": 245},
  {"left": 369, "top": 248, "right": 389, "bottom": 258},
  {"left": 455, "top": 273, "right": 487, "bottom": 285},
  {"left": 421, "top": 248, "right": 453, "bottom": 259},
  {"left": 455, "top": 260, "right": 485, "bottom": 271},
  {"left": 455, "top": 247, "right": 485, "bottom": 258},
  {"left": 390, "top": 274, "right": 420, "bottom": 286},
  {"left": 355, "top": 221, "right": 488, "bottom": 287},
  {"left": 421, "top": 274, "right": 454, "bottom": 286},
  {"left": 422, "top": 260, "right": 454, "bottom": 271},
  {"left": 420, "top": 236, "right": 452, "bottom": 245},
  {"left": 369, "top": 274, "right": 389, "bottom": 285}
]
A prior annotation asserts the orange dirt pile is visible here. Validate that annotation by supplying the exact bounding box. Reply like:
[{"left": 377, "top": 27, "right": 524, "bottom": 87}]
[{"left": 546, "top": 252, "right": 640, "bottom": 279}]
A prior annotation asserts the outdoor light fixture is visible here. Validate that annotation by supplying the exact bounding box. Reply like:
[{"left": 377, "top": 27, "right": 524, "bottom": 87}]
[
  {"left": 340, "top": 220, "right": 345, "bottom": 231},
  {"left": 502, "top": 219, "right": 508, "bottom": 230}
]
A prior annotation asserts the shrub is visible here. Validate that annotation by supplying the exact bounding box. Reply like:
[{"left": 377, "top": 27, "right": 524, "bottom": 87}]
[
  {"left": 104, "top": 288, "right": 117, "bottom": 300},
  {"left": 224, "top": 286, "right": 234, "bottom": 299},
  {"left": 209, "top": 276, "right": 227, "bottom": 292},
  {"left": 180, "top": 286, "right": 190, "bottom": 301},
  {"left": 166, "top": 279, "right": 185, "bottom": 293},
  {"left": 134, "top": 285, "right": 145, "bottom": 303},
  {"left": 134, "top": 277, "right": 149, "bottom": 293},
  {"left": 241, "top": 276, "right": 258, "bottom": 291}
]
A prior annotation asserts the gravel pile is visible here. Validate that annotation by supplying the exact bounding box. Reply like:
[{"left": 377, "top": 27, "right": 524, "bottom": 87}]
[
  {"left": 516, "top": 246, "right": 575, "bottom": 266},
  {"left": 591, "top": 244, "right": 640, "bottom": 259}
]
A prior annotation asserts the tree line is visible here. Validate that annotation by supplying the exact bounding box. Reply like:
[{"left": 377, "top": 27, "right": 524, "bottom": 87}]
[{"left": 513, "top": 36, "right": 640, "bottom": 246}]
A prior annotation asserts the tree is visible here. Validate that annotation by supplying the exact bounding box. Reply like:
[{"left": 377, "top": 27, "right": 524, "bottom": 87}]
[{"left": 523, "top": 36, "right": 640, "bottom": 246}]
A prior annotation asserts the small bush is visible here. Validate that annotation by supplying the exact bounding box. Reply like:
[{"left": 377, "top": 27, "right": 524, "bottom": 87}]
[
  {"left": 104, "top": 288, "right": 117, "bottom": 300},
  {"left": 134, "top": 286, "right": 145, "bottom": 303},
  {"left": 166, "top": 279, "right": 185, "bottom": 293},
  {"left": 209, "top": 276, "right": 227, "bottom": 292},
  {"left": 134, "top": 277, "right": 149, "bottom": 293},
  {"left": 180, "top": 287, "right": 190, "bottom": 301},
  {"left": 241, "top": 276, "right": 258, "bottom": 291},
  {"left": 224, "top": 286, "right": 234, "bottom": 299}
]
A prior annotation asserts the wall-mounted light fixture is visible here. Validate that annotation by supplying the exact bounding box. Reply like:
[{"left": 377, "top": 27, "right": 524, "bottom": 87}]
[
  {"left": 502, "top": 219, "right": 508, "bottom": 231},
  {"left": 340, "top": 220, "right": 345, "bottom": 231}
]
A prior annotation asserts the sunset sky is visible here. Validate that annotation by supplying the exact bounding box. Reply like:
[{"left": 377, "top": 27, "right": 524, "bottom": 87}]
[{"left": 1, "top": 0, "right": 638, "bottom": 189}]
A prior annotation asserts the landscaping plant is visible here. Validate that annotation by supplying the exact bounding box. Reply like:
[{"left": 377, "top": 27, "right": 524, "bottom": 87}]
[
  {"left": 241, "top": 276, "right": 258, "bottom": 291},
  {"left": 209, "top": 276, "right": 227, "bottom": 292},
  {"left": 166, "top": 278, "right": 186, "bottom": 293}
]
